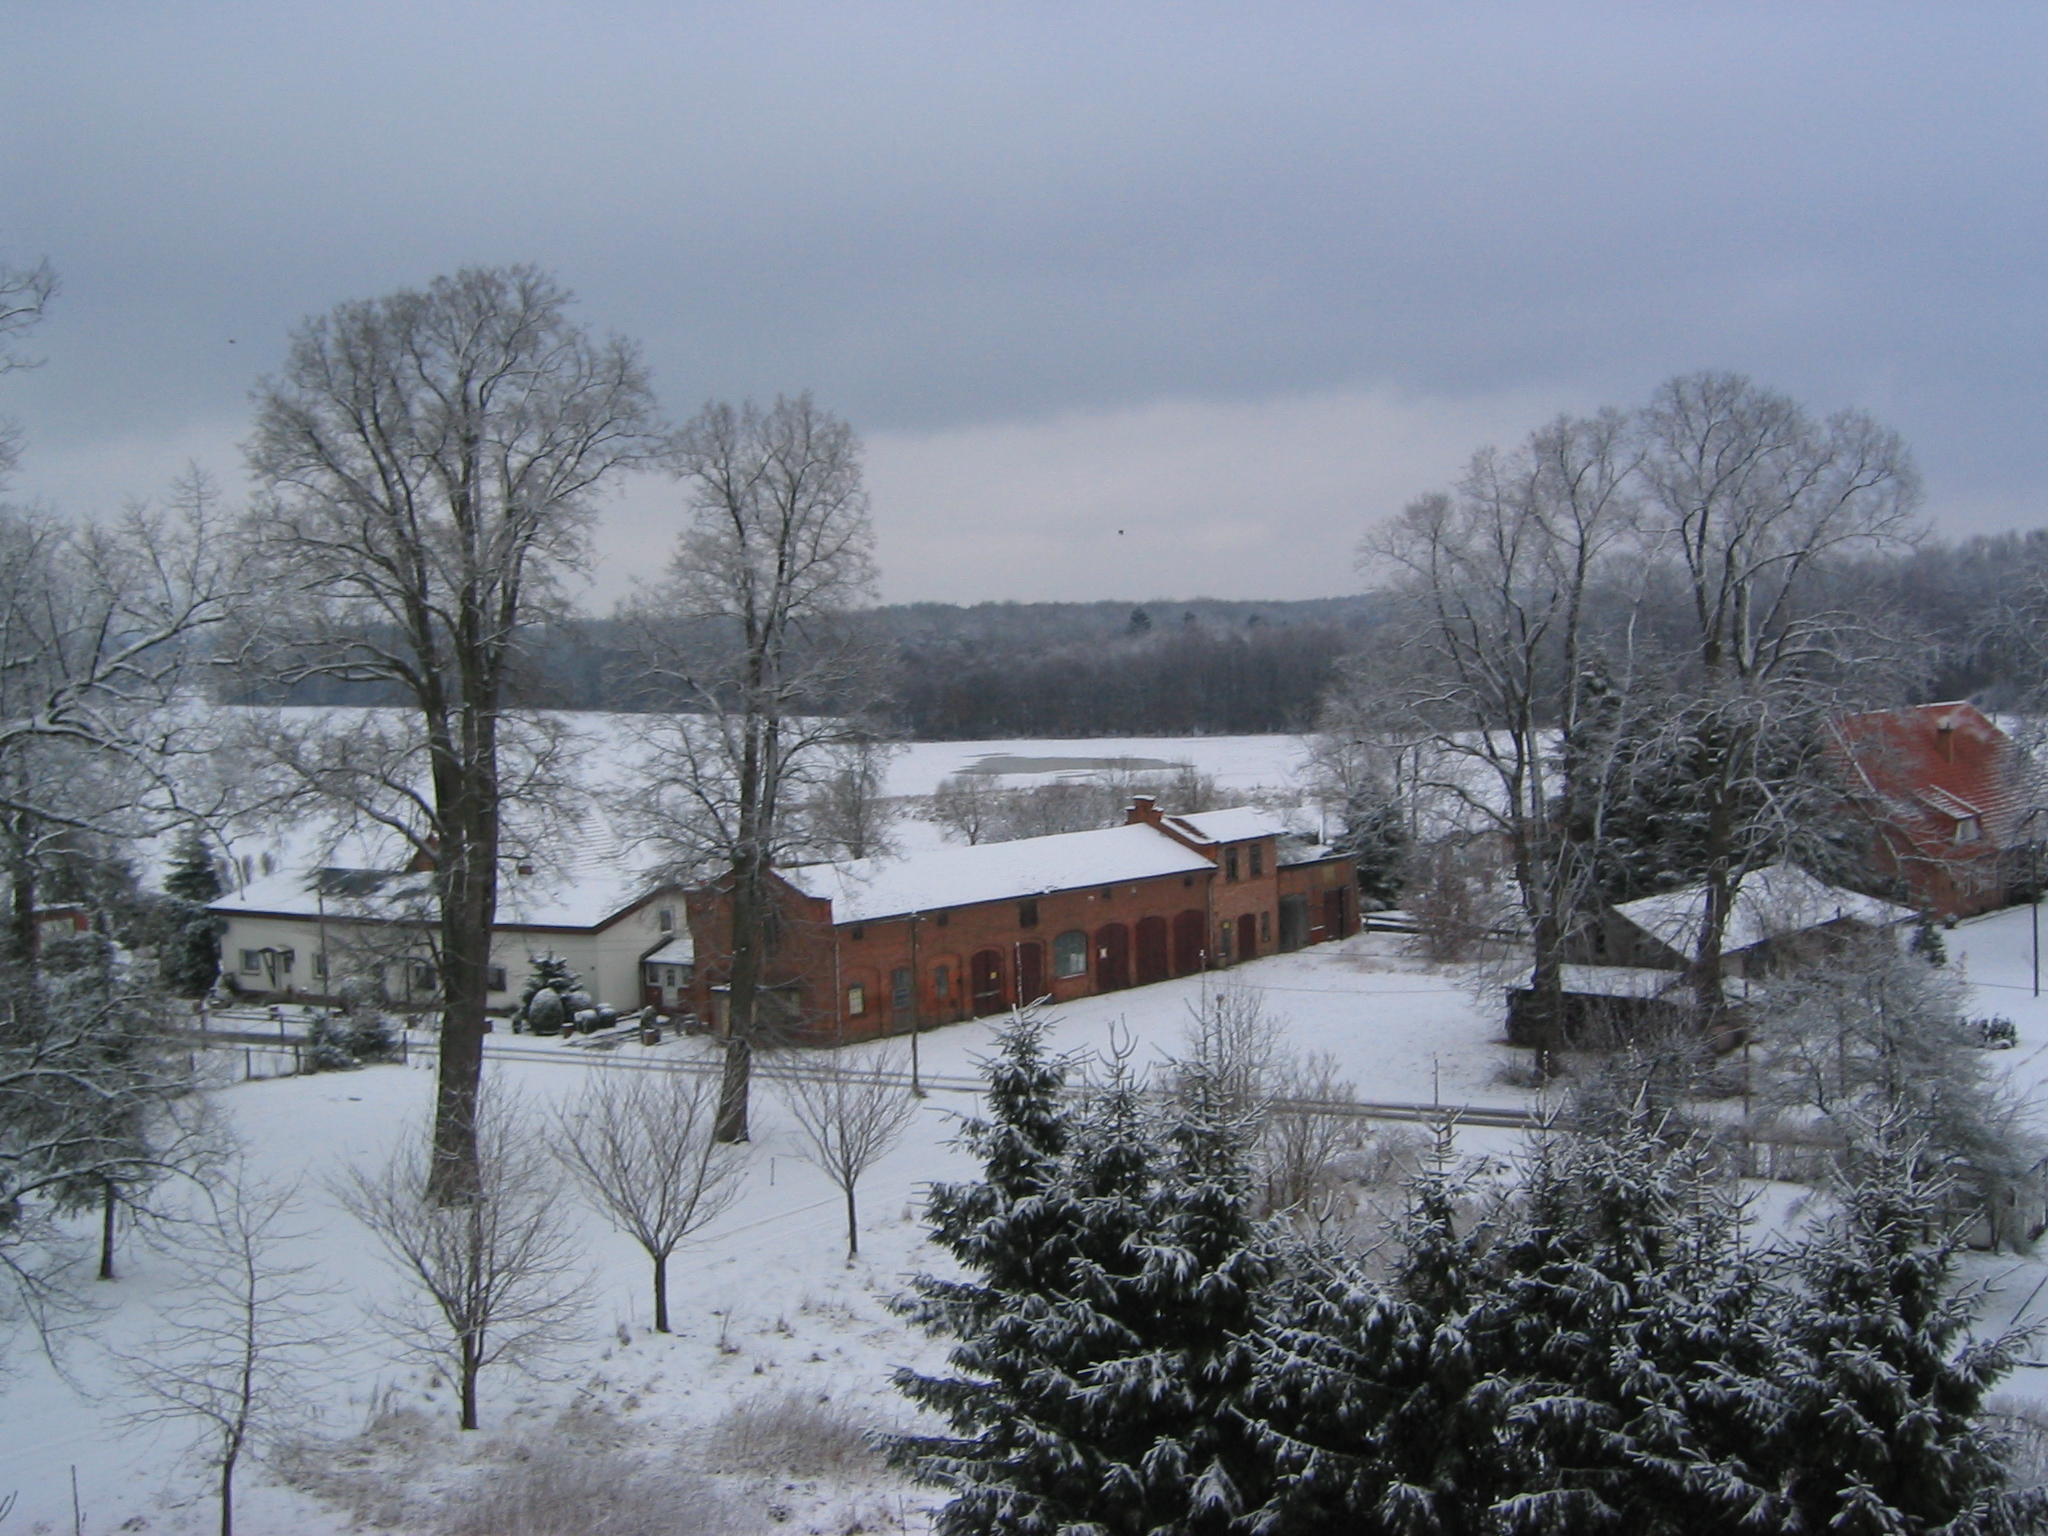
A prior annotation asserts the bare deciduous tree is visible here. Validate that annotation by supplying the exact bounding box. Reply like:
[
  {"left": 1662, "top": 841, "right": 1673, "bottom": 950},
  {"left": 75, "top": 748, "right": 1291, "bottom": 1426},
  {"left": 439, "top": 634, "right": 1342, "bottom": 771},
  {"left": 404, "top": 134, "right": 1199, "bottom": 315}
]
[
  {"left": 117, "top": 1166, "right": 335, "bottom": 1536},
  {"left": 337, "top": 1083, "right": 585, "bottom": 1429},
  {"left": 1362, "top": 411, "right": 1643, "bottom": 1067},
  {"left": 632, "top": 394, "right": 880, "bottom": 1143},
  {"left": 773, "top": 1045, "right": 919, "bottom": 1260},
  {"left": 554, "top": 1066, "right": 745, "bottom": 1333},
  {"left": 245, "top": 265, "right": 661, "bottom": 1197},
  {"left": 797, "top": 731, "right": 902, "bottom": 862},
  {"left": 1635, "top": 373, "right": 1921, "bottom": 1007}
]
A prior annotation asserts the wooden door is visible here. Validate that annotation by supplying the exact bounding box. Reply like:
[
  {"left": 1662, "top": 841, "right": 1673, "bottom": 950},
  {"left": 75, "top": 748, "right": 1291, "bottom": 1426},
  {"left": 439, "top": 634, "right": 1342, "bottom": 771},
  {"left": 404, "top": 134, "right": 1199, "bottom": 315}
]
[
  {"left": 970, "top": 948, "right": 1006, "bottom": 1016},
  {"left": 1095, "top": 923, "right": 1130, "bottom": 991},
  {"left": 1016, "top": 941, "right": 1045, "bottom": 1004},
  {"left": 1134, "top": 915, "right": 1170, "bottom": 985},
  {"left": 1172, "top": 909, "right": 1206, "bottom": 975},
  {"left": 1324, "top": 888, "right": 1347, "bottom": 940},
  {"left": 1236, "top": 913, "right": 1257, "bottom": 963},
  {"left": 1279, "top": 895, "right": 1309, "bottom": 952}
]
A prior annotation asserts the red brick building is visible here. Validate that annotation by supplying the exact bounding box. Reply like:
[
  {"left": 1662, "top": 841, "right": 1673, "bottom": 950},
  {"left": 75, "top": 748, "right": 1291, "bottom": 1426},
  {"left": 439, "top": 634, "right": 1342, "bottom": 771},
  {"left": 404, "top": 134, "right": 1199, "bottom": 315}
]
[
  {"left": 1827, "top": 701, "right": 2046, "bottom": 918},
  {"left": 684, "top": 799, "right": 1358, "bottom": 1041}
]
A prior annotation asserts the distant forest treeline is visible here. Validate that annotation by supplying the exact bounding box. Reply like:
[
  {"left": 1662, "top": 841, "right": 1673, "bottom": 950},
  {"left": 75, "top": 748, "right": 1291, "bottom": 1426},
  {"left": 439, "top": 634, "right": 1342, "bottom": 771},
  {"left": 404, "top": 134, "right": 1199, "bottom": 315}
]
[{"left": 233, "top": 530, "right": 2048, "bottom": 737}]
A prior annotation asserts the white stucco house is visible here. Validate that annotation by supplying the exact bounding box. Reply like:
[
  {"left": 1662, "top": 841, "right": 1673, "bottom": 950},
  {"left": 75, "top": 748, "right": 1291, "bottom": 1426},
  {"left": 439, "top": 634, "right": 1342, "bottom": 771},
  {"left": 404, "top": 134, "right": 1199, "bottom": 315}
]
[{"left": 210, "top": 844, "right": 693, "bottom": 1017}]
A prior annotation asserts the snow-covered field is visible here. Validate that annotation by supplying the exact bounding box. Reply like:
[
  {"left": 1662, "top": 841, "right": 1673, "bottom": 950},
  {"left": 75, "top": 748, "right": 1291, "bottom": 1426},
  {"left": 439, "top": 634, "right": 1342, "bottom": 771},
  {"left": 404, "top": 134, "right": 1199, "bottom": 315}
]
[{"left": 13, "top": 725, "right": 2048, "bottom": 1532}]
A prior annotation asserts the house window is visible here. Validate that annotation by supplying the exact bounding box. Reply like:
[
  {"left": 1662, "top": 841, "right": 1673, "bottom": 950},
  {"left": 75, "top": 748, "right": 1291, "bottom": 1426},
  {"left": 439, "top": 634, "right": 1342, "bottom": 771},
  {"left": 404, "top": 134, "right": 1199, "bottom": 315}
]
[
  {"left": 891, "top": 966, "right": 913, "bottom": 1011},
  {"left": 658, "top": 906, "right": 675, "bottom": 932},
  {"left": 848, "top": 983, "right": 866, "bottom": 1017},
  {"left": 1053, "top": 930, "right": 1088, "bottom": 978},
  {"left": 1261, "top": 910, "right": 1272, "bottom": 943},
  {"left": 849, "top": 924, "right": 865, "bottom": 940},
  {"left": 934, "top": 965, "right": 952, "bottom": 1001},
  {"left": 312, "top": 952, "right": 328, "bottom": 980},
  {"left": 240, "top": 949, "right": 261, "bottom": 974},
  {"left": 1217, "top": 924, "right": 1233, "bottom": 961},
  {"left": 407, "top": 959, "right": 438, "bottom": 995},
  {"left": 1226, "top": 847, "right": 1240, "bottom": 882},
  {"left": 487, "top": 965, "right": 508, "bottom": 992},
  {"left": 934, "top": 910, "right": 949, "bottom": 927},
  {"left": 1250, "top": 843, "right": 1264, "bottom": 878},
  {"left": 1956, "top": 817, "right": 1982, "bottom": 844},
  {"left": 1019, "top": 900, "right": 1039, "bottom": 929}
]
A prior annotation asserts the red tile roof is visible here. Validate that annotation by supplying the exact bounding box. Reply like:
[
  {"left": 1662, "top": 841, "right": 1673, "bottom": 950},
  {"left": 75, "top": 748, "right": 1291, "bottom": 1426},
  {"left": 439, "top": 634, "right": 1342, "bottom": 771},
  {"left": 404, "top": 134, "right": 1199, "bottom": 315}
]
[{"left": 1828, "top": 702, "right": 2042, "bottom": 879}]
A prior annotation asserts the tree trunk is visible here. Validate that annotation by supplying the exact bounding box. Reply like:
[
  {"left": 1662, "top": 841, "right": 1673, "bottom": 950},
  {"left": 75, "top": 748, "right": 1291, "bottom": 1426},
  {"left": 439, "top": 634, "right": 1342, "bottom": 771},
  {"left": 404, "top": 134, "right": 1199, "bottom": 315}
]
[
  {"left": 715, "top": 1034, "right": 752, "bottom": 1145},
  {"left": 460, "top": 1337, "right": 481, "bottom": 1430},
  {"left": 219, "top": 1444, "right": 238, "bottom": 1536},
  {"left": 98, "top": 1176, "right": 116, "bottom": 1281},
  {"left": 428, "top": 751, "right": 499, "bottom": 1203},
  {"left": 653, "top": 1250, "right": 670, "bottom": 1334},
  {"left": 845, "top": 1183, "right": 859, "bottom": 1260}
]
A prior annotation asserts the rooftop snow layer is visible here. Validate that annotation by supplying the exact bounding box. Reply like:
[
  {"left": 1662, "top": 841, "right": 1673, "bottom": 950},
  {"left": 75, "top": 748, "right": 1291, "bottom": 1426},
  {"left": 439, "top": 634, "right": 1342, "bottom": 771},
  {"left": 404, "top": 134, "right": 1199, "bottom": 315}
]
[
  {"left": 783, "top": 822, "right": 1217, "bottom": 925},
  {"left": 1613, "top": 863, "right": 1912, "bottom": 962},
  {"left": 1163, "top": 806, "right": 1292, "bottom": 844}
]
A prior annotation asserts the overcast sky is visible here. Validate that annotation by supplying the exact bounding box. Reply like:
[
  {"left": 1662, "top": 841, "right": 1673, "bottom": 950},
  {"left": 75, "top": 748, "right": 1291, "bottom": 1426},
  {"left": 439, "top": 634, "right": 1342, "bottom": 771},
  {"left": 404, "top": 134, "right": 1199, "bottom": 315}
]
[{"left": 3, "top": 3, "right": 2044, "bottom": 608}]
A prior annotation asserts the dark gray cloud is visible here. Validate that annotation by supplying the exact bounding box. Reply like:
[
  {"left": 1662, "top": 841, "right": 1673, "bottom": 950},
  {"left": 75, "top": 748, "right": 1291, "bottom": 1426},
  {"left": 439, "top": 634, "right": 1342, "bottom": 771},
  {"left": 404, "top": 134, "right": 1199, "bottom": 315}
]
[{"left": 3, "top": 2, "right": 2045, "bottom": 602}]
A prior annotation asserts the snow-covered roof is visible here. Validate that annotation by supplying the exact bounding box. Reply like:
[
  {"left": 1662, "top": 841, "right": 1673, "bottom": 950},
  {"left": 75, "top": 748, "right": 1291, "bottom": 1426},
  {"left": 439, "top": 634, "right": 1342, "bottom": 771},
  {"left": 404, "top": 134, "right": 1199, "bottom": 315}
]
[
  {"left": 1161, "top": 807, "right": 1291, "bottom": 845},
  {"left": 213, "top": 842, "right": 673, "bottom": 932},
  {"left": 1612, "top": 863, "right": 1913, "bottom": 963},
  {"left": 783, "top": 822, "right": 1217, "bottom": 926},
  {"left": 642, "top": 934, "right": 694, "bottom": 966}
]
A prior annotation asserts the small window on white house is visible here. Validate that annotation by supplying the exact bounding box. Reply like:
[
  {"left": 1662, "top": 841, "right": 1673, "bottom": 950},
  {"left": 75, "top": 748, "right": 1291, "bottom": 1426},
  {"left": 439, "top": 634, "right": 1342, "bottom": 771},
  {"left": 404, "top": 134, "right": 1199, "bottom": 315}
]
[
  {"left": 312, "top": 952, "right": 328, "bottom": 980},
  {"left": 487, "top": 965, "right": 508, "bottom": 992},
  {"left": 240, "top": 949, "right": 261, "bottom": 973},
  {"left": 407, "top": 959, "right": 438, "bottom": 995},
  {"left": 658, "top": 906, "right": 675, "bottom": 932}
]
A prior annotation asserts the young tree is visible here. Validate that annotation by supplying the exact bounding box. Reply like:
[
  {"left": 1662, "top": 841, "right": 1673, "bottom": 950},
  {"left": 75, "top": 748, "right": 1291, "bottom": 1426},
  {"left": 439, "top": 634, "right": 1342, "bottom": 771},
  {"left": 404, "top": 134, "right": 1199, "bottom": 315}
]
[
  {"left": 337, "top": 1082, "right": 586, "bottom": 1430},
  {"left": 632, "top": 393, "right": 880, "bottom": 1143},
  {"left": 554, "top": 1066, "right": 745, "bottom": 1330},
  {"left": 929, "top": 773, "right": 1002, "bottom": 845},
  {"left": 798, "top": 731, "right": 902, "bottom": 861},
  {"left": 245, "top": 265, "right": 661, "bottom": 1197},
  {"left": 775, "top": 1044, "right": 919, "bottom": 1260},
  {"left": 117, "top": 1167, "right": 335, "bottom": 1536},
  {"left": 160, "top": 828, "right": 225, "bottom": 998}
]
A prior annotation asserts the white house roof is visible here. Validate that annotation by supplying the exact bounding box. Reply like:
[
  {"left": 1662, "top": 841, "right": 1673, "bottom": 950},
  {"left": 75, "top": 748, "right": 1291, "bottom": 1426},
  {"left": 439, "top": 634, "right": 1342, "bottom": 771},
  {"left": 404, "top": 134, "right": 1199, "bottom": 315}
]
[
  {"left": 1161, "top": 806, "right": 1291, "bottom": 845},
  {"left": 1613, "top": 863, "right": 1913, "bottom": 963},
  {"left": 213, "top": 840, "right": 672, "bottom": 932},
  {"left": 783, "top": 821, "right": 1217, "bottom": 926},
  {"left": 641, "top": 934, "right": 694, "bottom": 966}
]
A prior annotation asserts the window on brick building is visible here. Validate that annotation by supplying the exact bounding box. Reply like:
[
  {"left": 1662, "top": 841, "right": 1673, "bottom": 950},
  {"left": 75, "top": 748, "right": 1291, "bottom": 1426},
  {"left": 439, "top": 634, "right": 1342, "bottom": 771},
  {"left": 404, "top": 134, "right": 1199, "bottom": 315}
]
[
  {"left": 1053, "top": 930, "right": 1087, "bottom": 978},
  {"left": 848, "top": 983, "right": 866, "bottom": 1016},
  {"left": 891, "top": 966, "right": 912, "bottom": 1011},
  {"left": 849, "top": 924, "right": 865, "bottom": 940},
  {"left": 1250, "top": 843, "right": 1264, "bottom": 878},
  {"left": 934, "top": 965, "right": 952, "bottom": 1000},
  {"left": 1261, "top": 910, "right": 1272, "bottom": 943},
  {"left": 1226, "top": 847, "right": 1239, "bottom": 882},
  {"left": 934, "top": 910, "right": 949, "bottom": 927},
  {"left": 1019, "top": 899, "right": 1038, "bottom": 928}
]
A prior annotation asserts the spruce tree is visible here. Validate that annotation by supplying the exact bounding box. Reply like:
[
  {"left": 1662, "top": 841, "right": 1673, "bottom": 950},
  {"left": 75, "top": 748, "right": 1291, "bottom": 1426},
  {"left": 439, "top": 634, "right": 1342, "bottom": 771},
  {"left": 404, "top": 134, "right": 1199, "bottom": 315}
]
[
  {"left": 894, "top": 1010, "right": 1270, "bottom": 1536},
  {"left": 1753, "top": 1136, "right": 2043, "bottom": 1535},
  {"left": 159, "top": 830, "right": 224, "bottom": 998}
]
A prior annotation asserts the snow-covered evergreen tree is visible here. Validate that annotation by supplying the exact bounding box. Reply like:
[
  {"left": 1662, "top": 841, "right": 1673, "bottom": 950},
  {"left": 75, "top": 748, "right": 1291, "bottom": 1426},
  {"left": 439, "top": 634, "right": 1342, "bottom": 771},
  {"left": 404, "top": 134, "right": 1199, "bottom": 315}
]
[
  {"left": 1747, "top": 1134, "right": 2044, "bottom": 1535},
  {"left": 159, "top": 828, "right": 224, "bottom": 998},
  {"left": 513, "top": 953, "right": 584, "bottom": 1035},
  {"left": 894, "top": 1009, "right": 1271, "bottom": 1536}
]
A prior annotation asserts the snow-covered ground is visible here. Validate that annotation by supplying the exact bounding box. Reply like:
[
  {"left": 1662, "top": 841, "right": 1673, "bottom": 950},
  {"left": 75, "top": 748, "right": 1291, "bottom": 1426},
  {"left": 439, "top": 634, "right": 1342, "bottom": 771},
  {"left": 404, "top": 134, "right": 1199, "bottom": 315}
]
[{"left": 15, "top": 717, "right": 2048, "bottom": 1532}]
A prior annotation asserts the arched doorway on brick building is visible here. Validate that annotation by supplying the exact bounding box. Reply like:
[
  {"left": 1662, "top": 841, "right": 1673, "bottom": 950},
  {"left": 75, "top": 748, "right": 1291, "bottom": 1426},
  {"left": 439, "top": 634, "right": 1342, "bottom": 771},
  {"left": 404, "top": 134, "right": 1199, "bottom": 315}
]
[
  {"left": 1172, "top": 909, "right": 1206, "bottom": 974},
  {"left": 1095, "top": 923, "right": 1130, "bottom": 991},
  {"left": 970, "top": 949, "right": 1006, "bottom": 1015},
  {"left": 1236, "top": 913, "right": 1257, "bottom": 964},
  {"left": 1134, "top": 915, "right": 1170, "bottom": 985},
  {"left": 1015, "top": 940, "right": 1044, "bottom": 1004}
]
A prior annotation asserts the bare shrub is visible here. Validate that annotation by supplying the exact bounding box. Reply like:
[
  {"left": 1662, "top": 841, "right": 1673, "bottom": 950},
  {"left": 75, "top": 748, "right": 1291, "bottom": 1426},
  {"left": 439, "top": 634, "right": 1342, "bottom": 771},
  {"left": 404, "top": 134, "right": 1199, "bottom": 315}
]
[
  {"left": 1404, "top": 840, "right": 1503, "bottom": 961},
  {"left": 704, "top": 1386, "right": 883, "bottom": 1477},
  {"left": 1260, "top": 1053, "right": 1370, "bottom": 1216},
  {"left": 437, "top": 1442, "right": 737, "bottom": 1536}
]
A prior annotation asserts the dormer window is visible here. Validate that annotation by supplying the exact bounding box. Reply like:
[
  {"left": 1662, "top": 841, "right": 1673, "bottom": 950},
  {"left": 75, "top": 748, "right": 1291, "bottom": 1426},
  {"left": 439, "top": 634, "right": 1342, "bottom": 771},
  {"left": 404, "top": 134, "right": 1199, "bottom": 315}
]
[{"left": 1956, "top": 816, "right": 1982, "bottom": 844}]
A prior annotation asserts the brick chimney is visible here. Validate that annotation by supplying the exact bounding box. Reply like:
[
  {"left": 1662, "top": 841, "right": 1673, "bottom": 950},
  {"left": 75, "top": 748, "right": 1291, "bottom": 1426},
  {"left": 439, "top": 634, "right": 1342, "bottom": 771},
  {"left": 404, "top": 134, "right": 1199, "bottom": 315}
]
[{"left": 1126, "top": 796, "right": 1162, "bottom": 827}]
